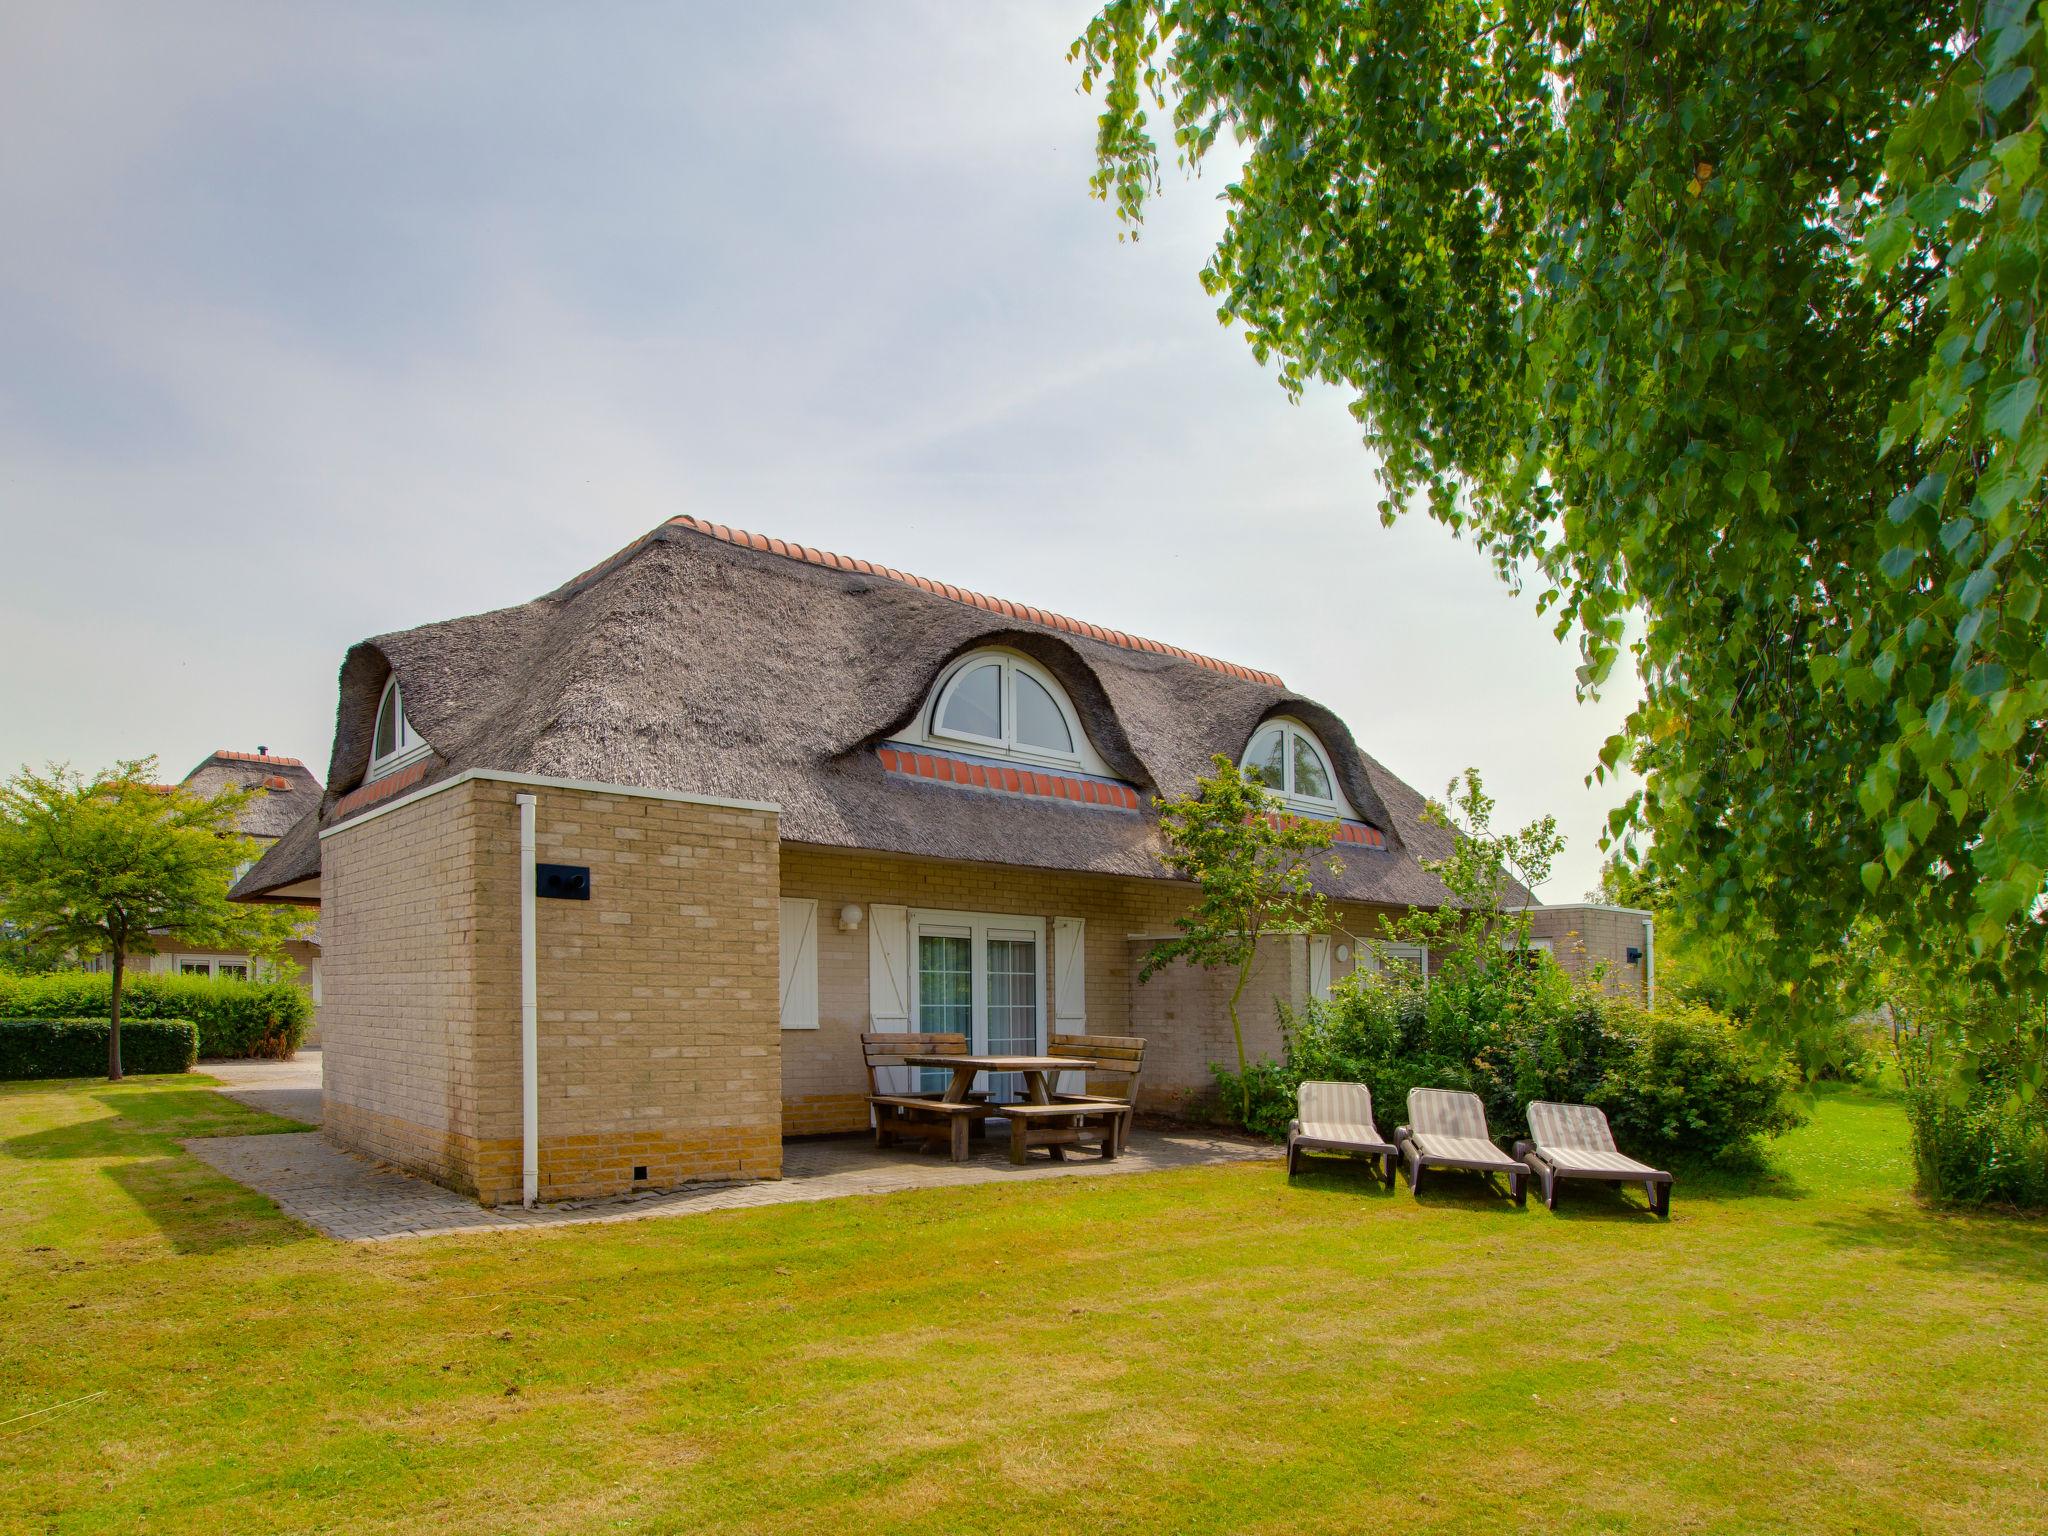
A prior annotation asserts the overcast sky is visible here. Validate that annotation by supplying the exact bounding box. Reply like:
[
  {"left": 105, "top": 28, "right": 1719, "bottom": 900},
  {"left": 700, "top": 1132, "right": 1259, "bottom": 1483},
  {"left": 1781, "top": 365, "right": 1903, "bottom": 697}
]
[{"left": 0, "top": 1, "right": 1639, "bottom": 901}]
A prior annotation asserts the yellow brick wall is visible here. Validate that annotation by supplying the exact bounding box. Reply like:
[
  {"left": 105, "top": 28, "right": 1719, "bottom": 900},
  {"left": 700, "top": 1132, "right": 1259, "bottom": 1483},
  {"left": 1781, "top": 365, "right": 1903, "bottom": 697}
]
[
  {"left": 321, "top": 778, "right": 487, "bottom": 1190},
  {"left": 777, "top": 843, "right": 1405, "bottom": 1130},
  {"left": 1525, "top": 905, "right": 1653, "bottom": 1001},
  {"left": 321, "top": 777, "right": 783, "bottom": 1205}
]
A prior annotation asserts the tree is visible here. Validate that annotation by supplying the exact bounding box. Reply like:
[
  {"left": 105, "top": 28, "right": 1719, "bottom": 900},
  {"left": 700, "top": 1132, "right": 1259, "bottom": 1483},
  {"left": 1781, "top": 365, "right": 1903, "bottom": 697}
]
[
  {"left": 1074, "top": 2, "right": 2048, "bottom": 1071},
  {"left": 1141, "top": 756, "right": 1340, "bottom": 1119},
  {"left": 1377, "top": 769, "right": 1562, "bottom": 981},
  {"left": 0, "top": 760, "right": 273, "bottom": 1079}
]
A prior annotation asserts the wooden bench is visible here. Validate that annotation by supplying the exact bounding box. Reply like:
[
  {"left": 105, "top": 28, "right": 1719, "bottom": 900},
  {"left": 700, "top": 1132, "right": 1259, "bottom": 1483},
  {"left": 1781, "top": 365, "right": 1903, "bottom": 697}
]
[
  {"left": 1048, "top": 1031, "right": 1146, "bottom": 1155},
  {"left": 997, "top": 1101, "right": 1134, "bottom": 1165},
  {"left": 862, "top": 1032, "right": 994, "bottom": 1162}
]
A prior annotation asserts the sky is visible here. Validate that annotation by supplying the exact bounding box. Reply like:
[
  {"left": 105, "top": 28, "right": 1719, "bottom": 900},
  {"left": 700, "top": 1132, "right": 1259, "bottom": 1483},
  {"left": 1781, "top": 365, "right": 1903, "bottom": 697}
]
[{"left": 0, "top": 0, "right": 1640, "bottom": 902}]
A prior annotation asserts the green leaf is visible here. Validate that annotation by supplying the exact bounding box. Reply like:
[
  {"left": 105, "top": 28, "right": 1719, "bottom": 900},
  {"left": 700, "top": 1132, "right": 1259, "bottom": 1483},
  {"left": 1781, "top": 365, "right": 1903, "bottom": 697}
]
[
  {"left": 1862, "top": 212, "right": 1912, "bottom": 274},
  {"left": 1983, "top": 65, "right": 2034, "bottom": 117},
  {"left": 1880, "top": 545, "right": 1919, "bottom": 581},
  {"left": 1986, "top": 376, "right": 2039, "bottom": 441}
]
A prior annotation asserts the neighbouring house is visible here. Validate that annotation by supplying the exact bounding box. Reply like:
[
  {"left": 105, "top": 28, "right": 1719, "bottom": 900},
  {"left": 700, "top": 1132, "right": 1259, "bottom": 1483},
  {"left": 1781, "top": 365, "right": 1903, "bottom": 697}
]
[
  {"left": 87, "top": 749, "right": 326, "bottom": 1000},
  {"left": 233, "top": 517, "right": 1652, "bottom": 1205}
]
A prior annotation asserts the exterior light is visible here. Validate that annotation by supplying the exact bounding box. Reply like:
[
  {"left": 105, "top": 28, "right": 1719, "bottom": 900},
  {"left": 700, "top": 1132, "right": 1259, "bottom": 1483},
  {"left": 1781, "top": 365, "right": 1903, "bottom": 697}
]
[{"left": 839, "top": 903, "right": 864, "bottom": 932}]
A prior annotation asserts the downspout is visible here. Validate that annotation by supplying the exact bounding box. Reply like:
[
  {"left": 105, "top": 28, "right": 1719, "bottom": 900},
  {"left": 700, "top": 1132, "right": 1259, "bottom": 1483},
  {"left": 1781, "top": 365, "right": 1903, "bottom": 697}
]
[
  {"left": 1643, "top": 915, "right": 1656, "bottom": 1011},
  {"left": 516, "top": 793, "right": 539, "bottom": 1209}
]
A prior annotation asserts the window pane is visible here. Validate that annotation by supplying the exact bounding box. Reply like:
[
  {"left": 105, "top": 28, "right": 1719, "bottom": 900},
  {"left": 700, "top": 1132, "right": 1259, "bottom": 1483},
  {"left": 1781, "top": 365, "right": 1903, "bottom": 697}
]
[
  {"left": 1244, "top": 728, "right": 1286, "bottom": 790},
  {"left": 917, "top": 932, "right": 973, "bottom": 1093},
  {"left": 1012, "top": 671, "right": 1073, "bottom": 754},
  {"left": 374, "top": 686, "right": 401, "bottom": 760},
  {"left": 985, "top": 934, "right": 1038, "bottom": 1103},
  {"left": 937, "top": 663, "right": 1002, "bottom": 739},
  {"left": 217, "top": 964, "right": 249, "bottom": 982},
  {"left": 917, "top": 935, "right": 973, "bottom": 1036},
  {"left": 1291, "top": 733, "right": 1333, "bottom": 800},
  {"left": 180, "top": 961, "right": 210, "bottom": 976}
]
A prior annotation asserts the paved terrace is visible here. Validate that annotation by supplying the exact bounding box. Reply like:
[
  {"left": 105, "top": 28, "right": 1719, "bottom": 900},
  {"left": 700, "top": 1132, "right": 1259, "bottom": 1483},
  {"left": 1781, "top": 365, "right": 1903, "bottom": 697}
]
[{"left": 187, "top": 1054, "right": 1274, "bottom": 1242}]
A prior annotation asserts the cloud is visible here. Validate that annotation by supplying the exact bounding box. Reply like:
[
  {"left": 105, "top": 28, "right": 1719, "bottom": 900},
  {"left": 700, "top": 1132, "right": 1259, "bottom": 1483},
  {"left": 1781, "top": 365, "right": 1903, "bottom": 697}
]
[{"left": 0, "top": 0, "right": 1638, "bottom": 898}]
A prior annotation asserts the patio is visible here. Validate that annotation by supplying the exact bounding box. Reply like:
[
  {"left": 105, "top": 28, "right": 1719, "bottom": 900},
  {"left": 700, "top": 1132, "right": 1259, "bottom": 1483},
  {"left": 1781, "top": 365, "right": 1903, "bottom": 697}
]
[{"left": 186, "top": 1054, "right": 1272, "bottom": 1242}]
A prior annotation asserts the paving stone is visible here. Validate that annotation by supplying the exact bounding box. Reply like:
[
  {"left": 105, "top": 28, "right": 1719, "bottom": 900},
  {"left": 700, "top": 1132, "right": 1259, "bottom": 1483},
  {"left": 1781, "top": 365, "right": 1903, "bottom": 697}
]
[{"left": 188, "top": 1056, "right": 1274, "bottom": 1242}]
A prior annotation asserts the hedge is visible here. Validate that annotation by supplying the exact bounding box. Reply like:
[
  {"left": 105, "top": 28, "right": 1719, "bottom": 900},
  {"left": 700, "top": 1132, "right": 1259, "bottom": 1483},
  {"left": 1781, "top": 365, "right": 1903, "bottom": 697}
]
[
  {"left": 0, "top": 971, "right": 310, "bottom": 1059},
  {"left": 0, "top": 1017, "right": 198, "bottom": 1079}
]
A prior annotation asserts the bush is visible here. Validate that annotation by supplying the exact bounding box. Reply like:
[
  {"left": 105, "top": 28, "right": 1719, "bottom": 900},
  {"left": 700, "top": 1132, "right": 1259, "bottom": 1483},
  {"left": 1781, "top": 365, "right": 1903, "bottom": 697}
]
[
  {"left": 0, "top": 971, "right": 310, "bottom": 1058},
  {"left": 1595, "top": 1000, "right": 1805, "bottom": 1168},
  {"left": 1217, "top": 967, "right": 1802, "bottom": 1166},
  {"left": 1903, "top": 1038, "right": 2048, "bottom": 1210},
  {"left": 0, "top": 1017, "right": 198, "bottom": 1079}
]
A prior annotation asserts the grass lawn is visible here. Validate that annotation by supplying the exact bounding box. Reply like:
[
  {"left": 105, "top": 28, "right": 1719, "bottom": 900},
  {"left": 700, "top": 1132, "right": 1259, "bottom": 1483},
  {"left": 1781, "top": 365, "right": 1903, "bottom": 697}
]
[{"left": 2, "top": 1076, "right": 2044, "bottom": 1535}]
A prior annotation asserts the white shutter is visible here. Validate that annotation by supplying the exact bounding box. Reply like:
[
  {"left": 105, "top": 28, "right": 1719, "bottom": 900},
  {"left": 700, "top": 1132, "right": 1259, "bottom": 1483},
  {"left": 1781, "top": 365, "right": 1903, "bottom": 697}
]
[
  {"left": 1308, "top": 935, "right": 1332, "bottom": 1002},
  {"left": 1053, "top": 916, "right": 1087, "bottom": 1091},
  {"left": 778, "top": 898, "right": 819, "bottom": 1030},
  {"left": 868, "top": 903, "right": 912, "bottom": 1094}
]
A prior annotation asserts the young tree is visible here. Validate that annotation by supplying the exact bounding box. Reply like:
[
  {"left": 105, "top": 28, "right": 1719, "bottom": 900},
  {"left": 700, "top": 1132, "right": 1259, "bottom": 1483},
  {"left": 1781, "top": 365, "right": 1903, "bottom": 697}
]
[
  {"left": 1378, "top": 769, "right": 1563, "bottom": 983},
  {"left": 1073, "top": 2, "right": 2048, "bottom": 1065},
  {"left": 1141, "top": 756, "right": 1340, "bottom": 1119},
  {"left": 0, "top": 760, "right": 269, "bottom": 1079}
]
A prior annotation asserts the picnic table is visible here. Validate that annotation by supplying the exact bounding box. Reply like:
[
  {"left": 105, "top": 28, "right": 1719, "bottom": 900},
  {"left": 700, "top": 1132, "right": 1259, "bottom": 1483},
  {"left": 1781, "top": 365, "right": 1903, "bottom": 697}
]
[{"left": 901, "top": 1053, "right": 1131, "bottom": 1164}]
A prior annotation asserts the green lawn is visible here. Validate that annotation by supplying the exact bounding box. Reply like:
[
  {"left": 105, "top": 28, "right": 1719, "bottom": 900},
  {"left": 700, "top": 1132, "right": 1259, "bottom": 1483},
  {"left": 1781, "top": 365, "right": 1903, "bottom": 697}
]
[{"left": 2, "top": 1077, "right": 2044, "bottom": 1535}]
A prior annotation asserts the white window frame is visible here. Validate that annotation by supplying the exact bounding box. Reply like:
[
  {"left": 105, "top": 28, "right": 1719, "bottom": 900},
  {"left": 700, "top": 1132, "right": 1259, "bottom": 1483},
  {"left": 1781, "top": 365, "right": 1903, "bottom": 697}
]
[
  {"left": 1239, "top": 716, "right": 1360, "bottom": 820},
  {"left": 1361, "top": 941, "right": 1429, "bottom": 987},
  {"left": 367, "top": 676, "right": 432, "bottom": 783},
  {"left": 892, "top": 648, "right": 1114, "bottom": 777},
  {"left": 176, "top": 955, "right": 252, "bottom": 980}
]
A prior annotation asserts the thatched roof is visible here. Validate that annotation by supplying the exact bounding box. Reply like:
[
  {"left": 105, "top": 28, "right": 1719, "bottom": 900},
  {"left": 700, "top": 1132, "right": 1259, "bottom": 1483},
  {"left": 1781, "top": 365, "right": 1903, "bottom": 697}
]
[
  {"left": 235, "top": 517, "right": 1493, "bottom": 908},
  {"left": 181, "top": 750, "right": 323, "bottom": 842}
]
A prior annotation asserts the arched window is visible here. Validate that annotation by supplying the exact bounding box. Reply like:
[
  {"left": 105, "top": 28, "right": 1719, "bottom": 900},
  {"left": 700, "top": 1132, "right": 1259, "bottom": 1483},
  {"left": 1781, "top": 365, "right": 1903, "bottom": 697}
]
[
  {"left": 368, "top": 677, "right": 430, "bottom": 782},
  {"left": 895, "top": 648, "right": 1112, "bottom": 775},
  {"left": 1240, "top": 717, "right": 1356, "bottom": 818}
]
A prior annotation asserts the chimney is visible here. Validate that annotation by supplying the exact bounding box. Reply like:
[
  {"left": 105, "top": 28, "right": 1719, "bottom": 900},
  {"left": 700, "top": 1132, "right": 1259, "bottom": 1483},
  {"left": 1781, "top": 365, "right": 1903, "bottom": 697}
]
[{"left": 258, "top": 745, "right": 268, "bottom": 757}]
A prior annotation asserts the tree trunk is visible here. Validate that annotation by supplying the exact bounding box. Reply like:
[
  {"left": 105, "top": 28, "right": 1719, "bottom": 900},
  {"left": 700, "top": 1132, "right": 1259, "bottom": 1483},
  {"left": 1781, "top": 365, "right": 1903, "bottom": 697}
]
[
  {"left": 1227, "top": 957, "right": 1254, "bottom": 1123},
  {"left": 107, "top": 944, "right": 125, "bottom": 1082}
]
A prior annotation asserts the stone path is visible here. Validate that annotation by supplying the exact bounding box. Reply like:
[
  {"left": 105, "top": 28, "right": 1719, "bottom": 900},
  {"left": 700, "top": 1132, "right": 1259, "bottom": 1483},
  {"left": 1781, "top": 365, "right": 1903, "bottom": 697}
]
[
  {"left": 204, "top": 1051, "right": 323, "bottom": 1127},
  {"left": 188, "top": 1056, "right": 1273, "bottom": 1242}
]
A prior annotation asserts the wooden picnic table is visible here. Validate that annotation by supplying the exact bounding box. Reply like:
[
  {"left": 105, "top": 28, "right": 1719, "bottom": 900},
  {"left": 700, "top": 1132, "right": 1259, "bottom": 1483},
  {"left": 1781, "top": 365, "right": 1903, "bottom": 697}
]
[
  {"left": 901, "top": 1053, "right": 1091, "bottom": 1106},
  {"left": 901, "top": 1054, "right": 1129, "bottom": 1164}
]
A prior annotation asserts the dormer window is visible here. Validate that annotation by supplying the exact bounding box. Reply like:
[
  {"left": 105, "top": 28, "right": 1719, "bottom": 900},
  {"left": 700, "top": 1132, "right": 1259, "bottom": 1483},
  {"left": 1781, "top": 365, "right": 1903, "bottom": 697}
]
[
  {"left": 368, "top": 677, "right": 430, "bottom": 782},
  {"left": 893, "top": 648, "right": 1114, "bottom": 776},
  {"left": 1240, "top": 717, "right": 1357, "bottom": 819}
]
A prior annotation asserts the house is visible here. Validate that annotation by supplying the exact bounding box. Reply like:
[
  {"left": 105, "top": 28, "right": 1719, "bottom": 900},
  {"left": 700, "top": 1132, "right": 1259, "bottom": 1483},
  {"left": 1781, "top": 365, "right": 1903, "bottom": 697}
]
[
  {"left": 93, "top": 749, "right": 326, "bottom": 991},
  {"left": 233, "top": 516, "right": 1651, "bottom": 1205}
]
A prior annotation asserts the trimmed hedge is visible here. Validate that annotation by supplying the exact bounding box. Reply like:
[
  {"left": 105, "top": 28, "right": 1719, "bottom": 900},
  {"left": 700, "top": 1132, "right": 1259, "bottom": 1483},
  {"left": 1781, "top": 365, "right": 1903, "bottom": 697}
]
[
  {"left": 0, "top": 1017, "right": 198, "bottom": 1079},
  {"left": 0, "top": 971, "right": 310, "bottom": 1059}
]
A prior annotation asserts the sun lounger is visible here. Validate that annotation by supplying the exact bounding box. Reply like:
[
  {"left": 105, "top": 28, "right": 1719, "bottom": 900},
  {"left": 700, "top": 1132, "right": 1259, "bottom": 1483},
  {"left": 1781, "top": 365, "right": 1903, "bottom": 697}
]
[
  {"left": 1514, "top": 1101, "right": 1673, "bottom": 1217},
  {"left": 1286, "top": 1081, "right": 1398, "bottom": 1185},
  {"left": 1393, "top": 1087, "right": 1527, "bottom": 1204}
]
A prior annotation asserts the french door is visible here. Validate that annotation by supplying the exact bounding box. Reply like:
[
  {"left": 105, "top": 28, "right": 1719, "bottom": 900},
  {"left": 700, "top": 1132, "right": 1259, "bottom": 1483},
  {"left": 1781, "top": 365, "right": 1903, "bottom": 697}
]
[{"left": 910, "top": 910, "right": 1045, "bottom": 1102}]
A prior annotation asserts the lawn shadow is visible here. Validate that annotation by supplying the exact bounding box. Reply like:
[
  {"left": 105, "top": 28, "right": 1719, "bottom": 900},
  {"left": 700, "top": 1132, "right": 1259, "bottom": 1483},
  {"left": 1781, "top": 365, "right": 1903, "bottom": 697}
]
[
  {"left": 100, "top": 1154, "right": 308, "bottom": 1256},
  {"left": 1286, "top": 1154, "right": 1400, "bottom": 1197},
  {"left": 1815, "top": 1203, "right": 2048, "bottom": 1284},
  {"left": 1539, "top": 1181, "right": 1668, "bottom": 1223},
  {"left": 1402, "top": 1169, "right": 1532, "bottom": 1215}
]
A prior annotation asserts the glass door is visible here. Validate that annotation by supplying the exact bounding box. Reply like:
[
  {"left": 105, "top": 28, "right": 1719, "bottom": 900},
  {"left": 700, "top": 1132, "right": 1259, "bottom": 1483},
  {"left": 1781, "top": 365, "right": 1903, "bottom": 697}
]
[
  {"left": 915, "top": 927, "right": 972, "bottom": 1095},
  {"left": 907, "top": 911, "right": 1046, "bottom": 1105}
]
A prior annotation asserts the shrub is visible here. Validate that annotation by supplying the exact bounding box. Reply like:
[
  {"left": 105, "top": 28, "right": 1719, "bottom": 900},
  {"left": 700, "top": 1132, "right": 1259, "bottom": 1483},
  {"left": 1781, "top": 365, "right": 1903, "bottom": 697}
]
[
  {"left": 0, "top": 1017, "right": 198, "bottom": 1079},
  {"left": 0, "top": 971, "right": 310, "bottom": 1058},
  {"left": 1905, "top": 1085, "right": 2048, "bottom": 1209},
  {"left": 1218, "top": 968, "right": 1801, "bottom": 1166},
  {"left": 1593, "top": 1000, "right": 1804, "bottom": 1168}
]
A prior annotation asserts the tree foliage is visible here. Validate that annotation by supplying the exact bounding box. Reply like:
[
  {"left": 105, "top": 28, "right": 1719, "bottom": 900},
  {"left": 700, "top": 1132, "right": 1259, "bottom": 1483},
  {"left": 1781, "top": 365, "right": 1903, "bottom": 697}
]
[
  {"left": 1142, "top": 755, "right": 1339, "bottom": 1117},
  {"left": 0, "top": 760, "right": 296, "bottom": 1079},
  {"left": 1074, "top": 0, "right": 2048, "bottom": 1073}
]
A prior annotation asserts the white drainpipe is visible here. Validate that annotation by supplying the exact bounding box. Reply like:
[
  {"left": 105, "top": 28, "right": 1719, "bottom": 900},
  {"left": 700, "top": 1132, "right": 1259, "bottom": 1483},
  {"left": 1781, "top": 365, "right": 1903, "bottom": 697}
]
[
  {"left": 1643, "top": 915, "right": 1656, "bottom": 1011},
  {"left": 516, "top": 793, "right": 539, "bottom": 1209}
]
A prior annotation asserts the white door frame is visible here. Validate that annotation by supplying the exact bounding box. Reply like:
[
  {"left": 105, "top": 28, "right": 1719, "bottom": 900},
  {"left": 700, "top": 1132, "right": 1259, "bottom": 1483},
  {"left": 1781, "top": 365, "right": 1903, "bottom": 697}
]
[{"left": 907, "top": 908, "right": 1047, "bottom": 1099}]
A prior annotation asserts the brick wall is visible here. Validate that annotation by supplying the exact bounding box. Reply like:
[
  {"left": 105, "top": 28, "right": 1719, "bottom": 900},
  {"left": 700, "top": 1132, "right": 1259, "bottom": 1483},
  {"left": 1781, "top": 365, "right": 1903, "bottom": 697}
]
[
  {"left": 777, "top": 843, "right": 1405, "bottom": 1130},
  {"left": 1525, "top": 904, "right": 1653, "bottom": 1002},
  {"left": 321, "top": 776, "right": 782, "bottom": 1205}
]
